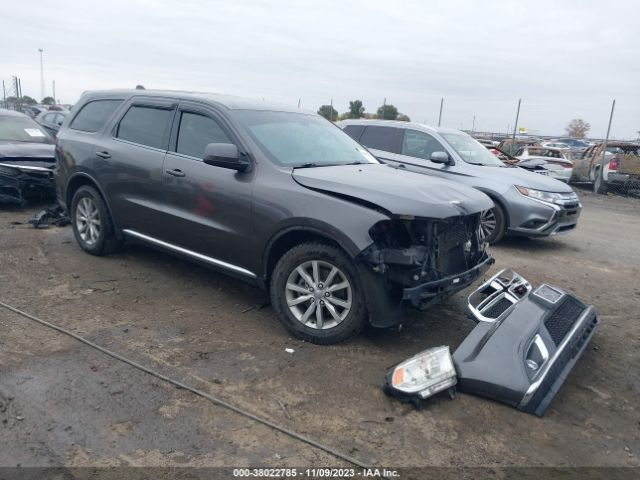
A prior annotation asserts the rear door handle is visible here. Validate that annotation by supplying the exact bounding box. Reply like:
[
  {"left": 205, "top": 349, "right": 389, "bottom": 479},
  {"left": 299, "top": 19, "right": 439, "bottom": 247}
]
[
  {"left": 166, "top": 168, "right": 186, "bottom": 177},
  {"left": 95, "top": 151, "right": 111, "bottom": 159}
]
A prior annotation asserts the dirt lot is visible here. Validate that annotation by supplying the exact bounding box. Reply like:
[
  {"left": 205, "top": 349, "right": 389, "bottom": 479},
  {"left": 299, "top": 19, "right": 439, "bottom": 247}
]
[{"left": 1, "top": 189, "right": 639, "bottom": 472}]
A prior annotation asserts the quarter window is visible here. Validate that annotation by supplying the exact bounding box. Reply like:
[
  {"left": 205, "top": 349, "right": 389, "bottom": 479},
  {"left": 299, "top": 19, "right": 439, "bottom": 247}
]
[
  {"left": 176, "top": 112, "right": 232, "bottom": 158},
  {"left": 116, "top": 105, "right": 172, "bottom": 149},
  {"left": 69, "top": 99, "right": 123, "bottom": 132},
  {"left": 359, "top": 126, "right": 398, "bottom": 153}
]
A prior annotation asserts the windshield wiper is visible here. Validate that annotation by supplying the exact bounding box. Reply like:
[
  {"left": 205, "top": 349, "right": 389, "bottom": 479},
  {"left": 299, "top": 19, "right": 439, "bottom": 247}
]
[{"left": 293, "top": 161, "right": 366, "bottom": 169}]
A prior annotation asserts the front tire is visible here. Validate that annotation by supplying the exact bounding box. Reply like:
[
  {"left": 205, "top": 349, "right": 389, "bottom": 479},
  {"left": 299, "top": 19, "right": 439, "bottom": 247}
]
[
  {"left": 71, "top": 185, "right": 121, "bottom": 255},
  {"left": 480, "top": 203, "right": 506, "bottom": 244},
  {"left": 270, "top": 242, "right": 368, "bottom": 344}
]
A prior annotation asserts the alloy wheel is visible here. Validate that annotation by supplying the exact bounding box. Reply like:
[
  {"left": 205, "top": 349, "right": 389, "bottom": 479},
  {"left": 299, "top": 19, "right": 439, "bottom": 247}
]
[
  {"left": 76, "top": 197, "right": 101, "bottom": 246},
  {"left": 284, "top": 260, "right": 352, "bottom": 330},
  {"left": 480, "top": 209, "right": 496, "bottom": 241}
]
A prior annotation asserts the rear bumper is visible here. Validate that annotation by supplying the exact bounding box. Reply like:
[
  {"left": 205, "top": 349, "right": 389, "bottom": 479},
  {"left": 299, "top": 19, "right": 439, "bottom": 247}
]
[
  {"left": 607, "top": 172, "right": 640, "bottom": 188},
  {"left": 402, "top": 254, "right": 494, "bottom": 309}
]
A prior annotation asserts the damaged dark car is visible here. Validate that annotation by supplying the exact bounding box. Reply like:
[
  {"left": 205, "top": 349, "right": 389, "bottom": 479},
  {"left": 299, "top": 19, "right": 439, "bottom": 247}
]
[
  {"left": 55, "top": 90, "right": 494, "bottom": 344},
  {"left": 0, "top": 109, "right": 56, "bottom": 205}
]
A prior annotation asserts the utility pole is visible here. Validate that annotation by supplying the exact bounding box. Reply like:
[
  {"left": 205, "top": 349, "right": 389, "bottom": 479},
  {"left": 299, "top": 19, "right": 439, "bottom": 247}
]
[
  {"left": 510, "top": 99, "right": 521, "bottom": 155},
  {"left": 438, "top": 97, "right": 444, "bottom": 127},
  {"left": 472, "top": 115, "right": 476, "bottom": 133},
  {"left": 52, "top": 80, "right": 56, "bottom": 104},
  {"left": 39, "top": 48, "right": 45, "bottom": 102},
  {"left": 381, "top": 97, "right": 386, "bottom": 119},
  {"left": 596, "top": 99, "right": 616, "bottom": 193},
  {"left": 297, "top": 98, "right": 300, "bottom": 109},
  {"left": 2, "top": 80, "right": 5, "bottom": 109},
  {"left": 329, "top": 99, "right": 333, "bottom": 122}
]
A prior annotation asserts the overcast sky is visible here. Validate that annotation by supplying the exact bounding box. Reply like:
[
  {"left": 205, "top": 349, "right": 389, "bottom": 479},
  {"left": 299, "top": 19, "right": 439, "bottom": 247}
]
[{"left": 2, "top": 0, "right": 639, "bottom": 138}]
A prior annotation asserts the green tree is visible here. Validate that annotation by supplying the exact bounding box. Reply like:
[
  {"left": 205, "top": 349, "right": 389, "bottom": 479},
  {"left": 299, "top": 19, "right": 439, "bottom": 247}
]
[
  {"left": 565, "top": 118, "right": 590, "bottom": 138},
  {"left": 318, "top": 105, "right": 338, "bottom": 121},
  {"left": 397, "top": 114, "right": 411, "bottom": 122},
  {"left": 348, "top": 100, "right": 365, "bottom": 119},
  {"left": 42, "top": 96, "right": 55, "bottom": 105},
  {"left": 377, "top": 104, "right": 398, "bottom": 120},
  {"left": 21, "top": 95, "right": 37, "bottom": 105}
]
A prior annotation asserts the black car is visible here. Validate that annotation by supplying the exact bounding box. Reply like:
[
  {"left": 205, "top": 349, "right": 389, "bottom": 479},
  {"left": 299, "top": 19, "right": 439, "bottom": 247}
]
[
  {"left": 36, "top": 110, "right": 69, "bottom": 137},
  {"left": 0, "top": 109, "right": 56, "bottom": 204},
  {"left": 54, "top": 89, "right": 494, "bottom": 344}
]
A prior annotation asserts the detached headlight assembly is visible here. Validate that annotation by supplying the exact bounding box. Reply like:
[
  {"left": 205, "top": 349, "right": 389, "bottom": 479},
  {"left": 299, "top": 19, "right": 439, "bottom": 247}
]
[
  {"left": 383, "top": 346, "right": 457, "bottom": 407},
  {"left": 516, "top": 186, "right": 564, "bottom": 205}
]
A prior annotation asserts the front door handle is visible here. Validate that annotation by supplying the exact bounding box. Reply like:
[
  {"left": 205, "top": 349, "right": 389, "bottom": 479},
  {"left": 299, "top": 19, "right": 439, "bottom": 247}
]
[
  {"left": 166, "top": 168, "right": 186, "bottom": 177},
  {"left": 95, "top": 151, "right": 111, "bottom": 159}
]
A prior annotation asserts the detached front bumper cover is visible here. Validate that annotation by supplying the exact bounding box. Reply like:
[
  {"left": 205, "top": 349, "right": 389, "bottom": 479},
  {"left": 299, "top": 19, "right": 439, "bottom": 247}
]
[{"left": 384, "top": 269, "right": 598, "bottom": 416}]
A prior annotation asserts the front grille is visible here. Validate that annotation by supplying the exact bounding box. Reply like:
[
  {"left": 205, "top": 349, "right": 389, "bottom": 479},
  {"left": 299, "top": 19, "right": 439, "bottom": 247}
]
[
  {"left": 483, "top": 297, "right": 513, "bottom": 319},
  {"left": 544, "top": 296, "right": 586, "bottom": 346}
]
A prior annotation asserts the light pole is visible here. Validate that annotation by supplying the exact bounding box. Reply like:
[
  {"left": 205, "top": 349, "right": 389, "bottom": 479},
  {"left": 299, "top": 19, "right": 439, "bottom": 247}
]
[{"left": 38, "top": 48, "right": 45, "bottom": 102}]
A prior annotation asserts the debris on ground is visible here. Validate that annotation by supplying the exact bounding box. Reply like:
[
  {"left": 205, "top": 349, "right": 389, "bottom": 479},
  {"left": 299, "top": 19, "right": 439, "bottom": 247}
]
[
  {"left": 28, "top": 203, "right": 70, "bottom": 229},
  {"left": 285, "top": 348, "right": 295, "bottom": 354}
]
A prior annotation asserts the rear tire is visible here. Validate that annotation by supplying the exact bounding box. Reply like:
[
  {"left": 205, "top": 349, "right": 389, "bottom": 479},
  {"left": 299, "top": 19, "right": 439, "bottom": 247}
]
[
  {"left": 270, "top": 242, "right": 368, "bottom": 344},
  {"left": 593, "top": 169, "right": 608, "bottom": 194},
  {"left": 480, "top": 203, "right": 506, "bottom": 244},
  {"left": 70, "top": 185, "right": 121, "bottom": 255}
]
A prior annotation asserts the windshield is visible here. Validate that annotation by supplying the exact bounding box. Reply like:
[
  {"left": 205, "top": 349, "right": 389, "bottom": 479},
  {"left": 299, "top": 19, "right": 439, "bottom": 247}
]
[
  {"left": 0, "top": 115, "right": 52, "bottom": 144},
  {"left": 441, "top": 131, "right": 504, "bottom": 166},
  {"left": 232, "top": 110, "right": 378, "bottom": 167}
]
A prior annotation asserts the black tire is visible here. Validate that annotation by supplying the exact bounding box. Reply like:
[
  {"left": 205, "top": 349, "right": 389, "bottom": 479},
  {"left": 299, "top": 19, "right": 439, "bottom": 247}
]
[
  {"left": 480, "top": 202, "right": 506, "bottom": 244},
  {"left": 593, "top": 169, "right": 608, "bottom": 194},
  {"left": 70, "top": 185, "right": 121, "bottom": 255},
  {"left": 270, "top": 242, "right": 368, "bottom": 344}
]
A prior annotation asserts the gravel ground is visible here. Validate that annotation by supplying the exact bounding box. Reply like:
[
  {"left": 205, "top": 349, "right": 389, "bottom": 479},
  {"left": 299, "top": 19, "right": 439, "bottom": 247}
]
[{"left": 0, "top": 189, "right": 638, "bottom": 471}]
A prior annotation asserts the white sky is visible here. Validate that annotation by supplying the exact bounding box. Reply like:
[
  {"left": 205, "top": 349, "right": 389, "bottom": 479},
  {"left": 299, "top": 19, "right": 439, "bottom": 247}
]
[{"left": 2, "top": 0, "right": 639, "bottom": 138}]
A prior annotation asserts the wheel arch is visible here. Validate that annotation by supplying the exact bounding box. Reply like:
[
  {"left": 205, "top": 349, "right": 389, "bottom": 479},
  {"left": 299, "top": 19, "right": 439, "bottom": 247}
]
[
  {"left": 261, "top": 227, "right": 357, "bottom": 288},
  {"left": 66, "top": 173, "right": 121, "bottom": 238},
  {"left": 476, "top": 188, "right": 510, "bottom": 228}
]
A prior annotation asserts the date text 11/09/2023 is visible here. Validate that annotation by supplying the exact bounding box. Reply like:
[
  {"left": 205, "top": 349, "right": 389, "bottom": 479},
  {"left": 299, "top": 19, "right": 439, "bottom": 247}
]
[{"left": 232, "top": 468, "right": 400, "bottom": 478}]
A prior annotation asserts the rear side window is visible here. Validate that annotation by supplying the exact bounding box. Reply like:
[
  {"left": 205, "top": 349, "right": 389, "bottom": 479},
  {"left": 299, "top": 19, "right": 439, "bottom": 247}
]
[
  {"left": 360, "top": 126, "right": 397, "bottom": 153},
  {"left": 176, "top": 112, "right": 232, "bottom": 158},
  {"left": 342, "top": 124, "right": 365, "bottom": 141},
  {"left": 70, "top": 99, "right": 123, "bottom": 132},
  {"left": 116, "top": 106, "right": 172, "bottom": 149}
]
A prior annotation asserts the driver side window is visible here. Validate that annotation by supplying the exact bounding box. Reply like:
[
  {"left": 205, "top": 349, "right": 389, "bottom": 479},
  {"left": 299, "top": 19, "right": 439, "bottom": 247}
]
[{"left": 401, "top": 130, "right": 445, "bottom": 160}]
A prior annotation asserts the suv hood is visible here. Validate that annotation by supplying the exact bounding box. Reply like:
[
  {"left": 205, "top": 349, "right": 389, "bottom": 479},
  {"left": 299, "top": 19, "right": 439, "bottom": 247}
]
[
  {"left": 480, "top": 165, "right": 573, "bottom": 192},
  {"left": 292, "top": 164, "right": 493, "bottom": 218}
]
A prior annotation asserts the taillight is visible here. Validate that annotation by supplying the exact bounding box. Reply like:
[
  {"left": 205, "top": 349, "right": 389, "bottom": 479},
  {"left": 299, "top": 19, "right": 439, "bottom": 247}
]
[{"left": 609, "top": 157, "right": 619, "bottom": 171}]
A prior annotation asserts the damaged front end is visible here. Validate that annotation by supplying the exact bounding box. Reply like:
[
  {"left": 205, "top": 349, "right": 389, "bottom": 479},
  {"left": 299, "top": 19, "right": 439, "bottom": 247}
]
[
  {"left": 358, "top": 212, "right": 494, "bottom": 327},
  {"left": 0, "top": 163, "right": 56, "bottom": 205}
]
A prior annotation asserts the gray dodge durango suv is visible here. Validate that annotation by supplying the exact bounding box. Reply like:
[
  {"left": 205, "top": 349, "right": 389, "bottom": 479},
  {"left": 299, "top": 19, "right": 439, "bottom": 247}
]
[
  {"left": 55, "top": 90, "right": 494, "bottom": 344},
  {"left": 340, "top": 120, "right": 581, "bottom": 243}
]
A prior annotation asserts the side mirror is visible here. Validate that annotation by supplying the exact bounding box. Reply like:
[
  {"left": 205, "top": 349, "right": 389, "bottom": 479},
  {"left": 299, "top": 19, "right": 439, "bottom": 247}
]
[
  {"left": 203, "top": 143, "right": 250, "bottom": 172},
  {"left": 430, "top": 151, "right": 453, "bottom": 165}
]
